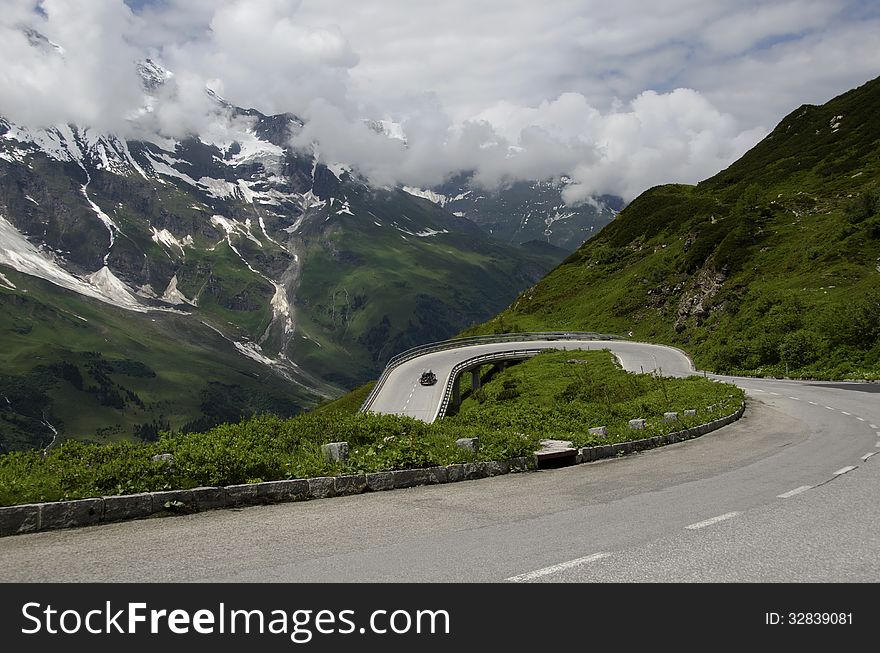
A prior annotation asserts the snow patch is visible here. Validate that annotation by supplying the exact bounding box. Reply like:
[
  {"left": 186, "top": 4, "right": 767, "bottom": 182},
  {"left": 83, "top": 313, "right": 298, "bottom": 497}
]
[
  {"left": 402, "top": 186, "right": 450, "bottom": 206},
  {"left": 335, "top": 200, "right": 354, "bottom": 216},
  {"left": 270, "top": 283, "right": 294, "bottom": 334},
  {"left": 0, "top": 270, "right": 16, "bottom": 290},
  {"left": 160, "top": 274, "right": 197, "bottom": 306},
  {"left": 233, "top": 341, "right": 278, "bottom": 367},
  {"left": 0, "top": 214, "right": 180, "bottom": 313},
  {"left": 327, "top": 162, "right": 350, "bottom": 180},
  {"left": 210, "top": 215, "right": 262, "bottom": 247},
  {"left": 396, "top": 226, "right": 449, "bottom": 238},
  {"left": 150, "top": 226, "right": 192, "bottom": 256}
]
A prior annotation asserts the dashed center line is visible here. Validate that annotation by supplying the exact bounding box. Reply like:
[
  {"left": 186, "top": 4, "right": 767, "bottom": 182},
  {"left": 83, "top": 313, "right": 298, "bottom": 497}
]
[
  {"left": 777, "top": 485, "right": 811, "bottom": 499},
  {"left": 861, "top": 452, "right": 877, "bottom": 461},
  {"left": 833, "top": 466, "right": 857, "bottom": 476},
  {"left": 840, "top": 411, "right": 851, "bottom": 416},
  {"left": 685, "top": 512, "right": 740, "bottom": 530},
  {"left": 788, "top": 396, "right": 800, "bottom": 401},
  {"left": 825, "top": 406, "right": 835, "bottom": 411},
  {"left": 856, "top": 417, "right": 865, "bottom": 422},
  {"left": 869, "top": 424, "right": 878, "bottom": 429},
  {"left": 769, "top": 392, "right": 780, "bottom": 396},
  {"left": 808, "top": 401, "right": 818, "bottom": 406},
  {"left": 506, "top": 552, "right": 613, "bottom": 582}
]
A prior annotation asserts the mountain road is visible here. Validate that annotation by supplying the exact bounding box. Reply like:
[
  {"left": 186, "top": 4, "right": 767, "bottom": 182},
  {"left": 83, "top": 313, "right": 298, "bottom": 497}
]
[{"left": 1, "top": 341, "right": 878, "bottom": 582}]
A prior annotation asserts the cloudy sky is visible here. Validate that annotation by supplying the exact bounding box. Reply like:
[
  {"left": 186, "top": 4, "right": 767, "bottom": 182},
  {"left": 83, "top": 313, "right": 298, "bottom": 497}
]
[{"left": 2, "top": 0, "right": 879, "bottom": 202}]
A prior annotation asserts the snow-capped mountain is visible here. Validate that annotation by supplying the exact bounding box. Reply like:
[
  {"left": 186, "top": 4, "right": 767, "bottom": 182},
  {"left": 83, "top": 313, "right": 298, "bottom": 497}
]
[
  {"left": 0, "top": 58, "right": 574, "bottom": 449},
  {"left": 406, "top": 174, "right": 620, "bottom": 251}
]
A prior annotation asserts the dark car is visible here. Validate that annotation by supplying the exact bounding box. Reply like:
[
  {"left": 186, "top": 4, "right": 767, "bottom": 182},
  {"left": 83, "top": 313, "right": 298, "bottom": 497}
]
[{"left": 419, "top": 370, "right": 437, "bottom": 386}]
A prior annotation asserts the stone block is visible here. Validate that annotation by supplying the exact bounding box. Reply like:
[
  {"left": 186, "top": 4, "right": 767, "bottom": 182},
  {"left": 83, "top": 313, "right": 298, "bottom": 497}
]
[
  {"left": 0, "top": 504, "right": 40, "bottom": 537},
  {"left": 424, "top": 466, "right": 448, "bottom": 484},
  {"left": 151, "top": 490, "right": 195, "bottom": 514},
  {"left": 40, "top": 498, "right": 103, "bottom": 530},
  {"left": 392, "top": 468, "right": 431, "bottom": 489},
  {"left": 505, "top": 457, "right": 524, "bottom": 472},
  {"left": 663, "top": 412, "right": 679, "bottom": 423},
  {"left": 455, "top": 437, "right": 479, "bottom": 452},
  {"left": 321, "top": 442, "right": 349, "bottom": 463},
  {"left": 102, "top": 493, "right": 152, "bottom": 522},
  {"left": 308, "top": 476, "right": 336, "bottom": 499},
  {"left": 486, "top": 460, "right": 509, "bottom": 476},
  {"left": 588, "top": 426, "right": 607, "bottom": 437},
  {"left": 629, "top": 418, "right": 646, "bottom": 430},
  {"left": 462, "top": 462, "right": 489, "bottom": 480},
  {"left": 225, "top": 484, "right": 263, "bottom": 507},
  {"left": 446, "top": 464, "right": 465, "bottom": 483},
  {"left": 191, "top": 487, "right": 229, "bottom": 511},
  {"left": 684, "top": 409, "right": 697, "bottom": 418},
  {"left": 334, "top": 474, "right": 367, "bottom": 496},
  {"left": 365, "top": 472, "right": 394, "bottom": 491}
]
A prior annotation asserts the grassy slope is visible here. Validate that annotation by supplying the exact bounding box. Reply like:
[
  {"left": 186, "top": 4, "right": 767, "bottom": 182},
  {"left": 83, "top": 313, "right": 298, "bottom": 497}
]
[
  {"left": 464, "top": 76, "right": 880, "bottom": 379},
  {"left": 291, "top": 186, "right": 562, "bottom": 387},
  {"left": 0, "top": 267, "right": 317, "bottom": 451}
]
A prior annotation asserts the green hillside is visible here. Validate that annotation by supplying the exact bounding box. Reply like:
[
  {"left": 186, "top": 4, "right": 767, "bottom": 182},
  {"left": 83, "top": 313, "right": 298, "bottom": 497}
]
[
  {"left": 0, "top": 268, "right": 319, "bottom": 452},
  {"left": 466, "top": 76, "right": 880, "bottom": 379}
]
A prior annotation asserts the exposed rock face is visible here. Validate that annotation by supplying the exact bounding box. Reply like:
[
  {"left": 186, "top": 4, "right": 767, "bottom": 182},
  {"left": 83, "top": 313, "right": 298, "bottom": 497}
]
[{"left": 674, "top": 266, "right": 727, "bottom": 332}]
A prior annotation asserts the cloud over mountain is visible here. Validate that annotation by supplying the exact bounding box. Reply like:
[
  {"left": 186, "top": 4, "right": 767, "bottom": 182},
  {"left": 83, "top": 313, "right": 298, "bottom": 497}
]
[{"left": 2, "top": 0, "right": 879, "bottom": 202}]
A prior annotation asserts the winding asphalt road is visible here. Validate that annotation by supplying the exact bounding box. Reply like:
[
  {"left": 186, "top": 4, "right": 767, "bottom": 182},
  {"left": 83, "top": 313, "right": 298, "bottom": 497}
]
[
  {"left": 1, "top": 341, "right": 878, "bottom": 582},
  {"left": 366, "top": 339, "right": 696, "bottom": 421}
]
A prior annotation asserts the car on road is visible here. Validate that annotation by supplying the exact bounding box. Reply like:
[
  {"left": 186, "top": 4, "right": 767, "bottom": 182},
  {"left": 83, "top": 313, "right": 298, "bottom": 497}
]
[{"left": 419, "top": 370, "right": 437, "bottom": 386}]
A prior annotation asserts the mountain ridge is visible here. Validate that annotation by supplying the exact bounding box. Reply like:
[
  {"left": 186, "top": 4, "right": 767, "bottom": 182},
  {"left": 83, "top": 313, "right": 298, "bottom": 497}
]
[{"left": 466, "top": 74, "right": 880, "bottom": 380}]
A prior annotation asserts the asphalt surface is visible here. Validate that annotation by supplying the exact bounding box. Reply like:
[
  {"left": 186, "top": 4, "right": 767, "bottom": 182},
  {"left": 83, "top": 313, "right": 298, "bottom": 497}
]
[
  {"left": 367, "top": 339, "right": 697, "bottom": 421},
  {"left": 1, "top": 343, "right": 878, "bottom": 582}
]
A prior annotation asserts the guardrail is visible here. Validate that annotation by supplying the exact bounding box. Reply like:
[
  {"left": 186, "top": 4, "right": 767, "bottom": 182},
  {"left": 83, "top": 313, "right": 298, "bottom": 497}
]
[
  {"left": 432, "top": 349, "right": 544, "bottom": 421},
  {"left": 360, "top": 331, "right": 622, "bottom": 414}
]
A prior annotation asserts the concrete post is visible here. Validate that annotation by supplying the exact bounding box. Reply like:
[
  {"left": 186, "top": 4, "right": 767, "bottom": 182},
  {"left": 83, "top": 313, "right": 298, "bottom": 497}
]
[
  {"left": 471, "top": 367, "right": 481, "bottom": 391},
  {"left": 452, "top": 375, "right": 461, "bottom": 407}
]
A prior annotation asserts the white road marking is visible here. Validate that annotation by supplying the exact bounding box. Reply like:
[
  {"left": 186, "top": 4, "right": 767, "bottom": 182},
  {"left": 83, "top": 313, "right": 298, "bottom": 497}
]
[
  {"left": 856, "top": 417, "right": 865, "bottom": 422},
  {"left": 840, "top": 411, "right": 851, "bottom": 416},
  {"left": 685, "top": 512, "right": 740, "bottom": 530},
  {"left": 788, "top": 396, "right": 800, "bottom": 401},
  {"left": 777, "top": 486, "right": 812, "bottom": 499},
  {"left": 808, "top": 401, "right": 818, "bottom": 406},
  {"left": 769, "top": 392, "right": 780, "bottom": 396},
  {"left": 833, "top": 466, "right": 857, "bottom": 476},
  {"left": 750, "top": 388, "right": 766, "bottom": 393},
  {"left": 869, "top": 424, "right": 878, "bottom": 429},
  {"left": 825, "top": 406, "right": 835, "bottom": 411},
  {"left": 861, "top": 452, "right": 877, "bottom": 461},
  {"left": 506, "top": 552, "right": 613, "bottom": 582}
]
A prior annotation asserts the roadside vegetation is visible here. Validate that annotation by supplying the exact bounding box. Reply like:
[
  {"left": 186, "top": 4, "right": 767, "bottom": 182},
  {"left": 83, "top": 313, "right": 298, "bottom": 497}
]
[{"left": 0, "top": 350, "right": 742, "bottom": 507}]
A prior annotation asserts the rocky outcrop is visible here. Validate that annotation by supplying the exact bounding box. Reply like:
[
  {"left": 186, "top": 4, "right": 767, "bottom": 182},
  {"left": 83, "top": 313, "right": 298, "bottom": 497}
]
[{"left": 674, "top": 265, "right": 727, "bottom": 332}]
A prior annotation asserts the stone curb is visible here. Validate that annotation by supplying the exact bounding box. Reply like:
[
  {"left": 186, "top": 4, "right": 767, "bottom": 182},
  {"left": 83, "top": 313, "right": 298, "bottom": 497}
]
[
  {"left": 0, "top": 405, "right": 744, "bottom": 537},
  {"left": 576, "top": 402, "right": 746, "bottom": 465}
]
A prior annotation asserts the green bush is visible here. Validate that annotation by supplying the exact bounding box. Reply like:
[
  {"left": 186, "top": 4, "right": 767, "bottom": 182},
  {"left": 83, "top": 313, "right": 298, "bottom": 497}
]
[{"left": 0, "top": 350, "right": 744, "bottom": 506}]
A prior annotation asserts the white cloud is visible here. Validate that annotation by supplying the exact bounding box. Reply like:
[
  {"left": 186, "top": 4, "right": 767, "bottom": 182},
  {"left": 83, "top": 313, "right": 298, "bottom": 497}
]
[
  {"left": 1, "top": 0, "right": 878, "bottom": 203},
  {"left": 0, "top": 0, "right": 144, "bottom": 132}
]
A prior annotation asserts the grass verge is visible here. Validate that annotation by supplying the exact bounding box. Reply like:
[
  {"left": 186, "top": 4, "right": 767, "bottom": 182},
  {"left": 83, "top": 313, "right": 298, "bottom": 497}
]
[{"left": 0, "top": 350, "right": 743, "bottom": 506}]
